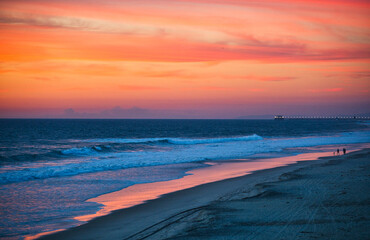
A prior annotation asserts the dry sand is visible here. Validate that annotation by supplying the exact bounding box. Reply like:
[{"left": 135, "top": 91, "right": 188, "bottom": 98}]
[{"left": 40, "top": 148, "right": 370, "bottom": 240}]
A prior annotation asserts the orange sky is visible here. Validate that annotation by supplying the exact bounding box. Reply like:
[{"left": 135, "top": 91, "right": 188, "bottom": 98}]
[{"left": 0, "top": 0, "right": 369, "bottom": 118}]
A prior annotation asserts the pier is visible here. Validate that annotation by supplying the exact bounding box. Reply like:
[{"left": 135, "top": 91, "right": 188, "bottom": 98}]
[{"left": 274, "top": 115, "right": 370, "bottom": 120}]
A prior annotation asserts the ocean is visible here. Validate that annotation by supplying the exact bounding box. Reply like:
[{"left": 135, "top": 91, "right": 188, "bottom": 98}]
[{"left": 0, "top": 119, "right": 369, "bottom": 239}]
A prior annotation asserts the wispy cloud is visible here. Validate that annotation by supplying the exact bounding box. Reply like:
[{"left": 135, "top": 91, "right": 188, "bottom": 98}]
[
  {"left": 32, "top": 76, "right": 59, "bottom": 82},
  {"left": 324, "top": 71, "right": 370, "bottom": 80},
  {"left": 0, "top": 0, "right": 369, "bottom": 117},
  {"left": 0, "top": 11, "right": 239, "bottom": 45},
  {"left": 119, "top": 85, "right": 166, "bottom": 91},
  {"left": 248, "top": 88, "right": 265, "bottom": 92},
  {"left": 137, "top": 70, "right": 192, "bottom": 78},
  {"left": 308, "top": 88, "right": 343, "bottom": 93},
  {"left": 242, "top": 75, "right": 296, "bottom": 82},
  {"left": 196, "top": 86, "right": 232, "bottom": 91},
  {"left": 1, "top": 2, "right": 369, "bottom": 63}
]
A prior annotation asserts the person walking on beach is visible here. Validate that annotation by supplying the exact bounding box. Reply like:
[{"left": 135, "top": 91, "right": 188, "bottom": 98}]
[
  {"left": 337, "top": 149, "right": 340, "bottom": 155},
  {"left": 343, "top": 148, "right": 346, "bottom": 155}
]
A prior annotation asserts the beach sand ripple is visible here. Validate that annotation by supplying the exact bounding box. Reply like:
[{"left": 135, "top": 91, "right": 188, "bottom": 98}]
[
  {"left": 41, "top": 149, "right": 370, "bottom": 240},
  {"left": 131, "top": 149, "right": 370, "bottom": 240}
]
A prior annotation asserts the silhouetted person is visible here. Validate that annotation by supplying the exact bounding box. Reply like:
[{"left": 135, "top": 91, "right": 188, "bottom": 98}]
[
  {"left": 343, "top": 148, "right": 346, "bottom": 155},
  {"left": 337, "top": 149, "right": 340, "bottom": 155}
]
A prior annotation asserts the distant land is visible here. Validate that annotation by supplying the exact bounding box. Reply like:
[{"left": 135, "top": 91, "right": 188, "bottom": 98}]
[{"left": 236, "top": 115, "right": 274, "bottom": 119}]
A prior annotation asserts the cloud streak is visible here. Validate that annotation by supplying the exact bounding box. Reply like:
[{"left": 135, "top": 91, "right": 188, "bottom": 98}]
[
  {"left": 0, "top": 0, "right": 369, "bottom": 117},
  {"left": 119, "top": 85, "right": 166, "bottom": 91},
  {"left": 308, "top": 88, "right": 343, "bottom": 93},
  {"left": 1, "top": 0, "right": 369, "bottom": 63},
  {"left": 242, "top": 75, "right": 297, "bottom": 82}
]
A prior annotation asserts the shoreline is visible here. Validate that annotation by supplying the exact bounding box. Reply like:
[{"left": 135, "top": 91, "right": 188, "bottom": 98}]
[
  {"left": 38, "top": 145, "right": 370, "bottom": 240},
  {"left": 73, "top": 150, "right": 337, "bottom": 223}
]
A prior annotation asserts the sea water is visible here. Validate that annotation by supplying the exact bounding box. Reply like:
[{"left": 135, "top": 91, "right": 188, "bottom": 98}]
[{"left": 0, "top": 119, "right": 369, "bottom": 239}]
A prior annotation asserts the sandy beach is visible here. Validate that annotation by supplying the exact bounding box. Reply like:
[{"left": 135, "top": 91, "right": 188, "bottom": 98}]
[
  {"left": 2, "top": 0, "right": 370, "bottom": 238},
  {"left": 39, "top": 147, "right": 370, "bottom": 240}
]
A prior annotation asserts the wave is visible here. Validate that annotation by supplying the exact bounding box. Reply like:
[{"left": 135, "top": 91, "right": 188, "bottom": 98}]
[
  {"left": 1, "top": 135, "right": 262, "bottom": 164},
  {"left": 61, "top": 146, "right": 107, "bottom": 155},
  {"left": 0, "top": 145, "right": 113, "bottom": 164},
  {"left": 0, "top": 131, "right": 369, "bottom": 184},
  {"left": 84, "top": 134, "right": 263, "bottom": 145},
  {"left": 3, "top": 134, "right": 261, "bottom": 161},
  {"left": 0, "top": 150, "right": 68, "bottom": 164}
]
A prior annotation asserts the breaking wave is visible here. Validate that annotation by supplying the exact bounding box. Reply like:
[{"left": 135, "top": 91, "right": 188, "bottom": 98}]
[
  {"left": 61, "top": 146, "right": 106, "bottom": 155},
  {"left": 0, "top": 131, "right": 369, "bottom": 184},
  {"left": 84, "top": 134, "right": 263, "bottom": 145}
]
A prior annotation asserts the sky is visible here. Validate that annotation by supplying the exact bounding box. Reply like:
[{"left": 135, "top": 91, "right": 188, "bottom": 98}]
[{"left": 0, "top": 0, "right": 369, "bottom": 118}]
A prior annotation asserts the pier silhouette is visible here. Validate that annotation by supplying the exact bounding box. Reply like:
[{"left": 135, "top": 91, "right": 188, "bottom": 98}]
[{"left": 274, "top": 115, "right": 370, "bottom": 120}]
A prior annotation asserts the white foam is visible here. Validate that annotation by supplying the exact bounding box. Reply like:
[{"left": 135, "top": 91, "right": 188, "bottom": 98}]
[
  {"left": 61, "top": 145, "right": 105, "bottom": 155},
  {"left": 84, "top": 134, "right": 263, "bottom": 145},
  {"left": 61, "top": 147, "right": 97, "bottom": 155},
  {"left": 1, "top": 131, "right": 369, "bottom": 184},
  {"left": 167, "top": 134, "right": 263, "bottom": 144}
]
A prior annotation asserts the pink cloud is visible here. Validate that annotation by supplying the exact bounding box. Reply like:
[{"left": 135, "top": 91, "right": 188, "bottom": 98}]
[
  {"left": 324, "top": 71, "right": 370, "bottom": 79},
  {"left": 32, "top": 77, "right": 58, "bottom": 82},
  {"left": 248, "top": 88, "right": 265, "bottom": 92},
  {"left": 197, "top": 86, "right": 232, "bottom": 91},
  {"left": 137, "top": 70, "right": 193, "bottom": 79},
  {"left": 119, "top": 85, "right": 166, "bottom": 91},
  {"left": 243, "top": 75, "right": 296, "bottom": 82},
  {"left": 308, "top": 88, "right": 343, "bottom": 93},
  {"left": 64, "top": 87, "right": 92, "bottom": 91},
  {"left": 1, "top": 6, "right": 369, "bottom": 63}
]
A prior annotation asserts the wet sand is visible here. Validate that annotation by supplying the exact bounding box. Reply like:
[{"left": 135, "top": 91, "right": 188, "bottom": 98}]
[{"left": 40, "top": 148, "right": 370, "bottom": 240}]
